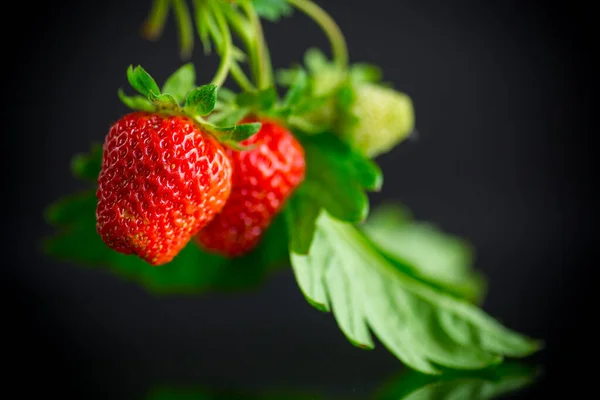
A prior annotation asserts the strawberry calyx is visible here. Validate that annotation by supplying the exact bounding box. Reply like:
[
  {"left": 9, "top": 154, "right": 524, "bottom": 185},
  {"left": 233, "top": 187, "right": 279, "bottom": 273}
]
[{"left": 118, "top": 64, "right": 261, "bottom": 150}]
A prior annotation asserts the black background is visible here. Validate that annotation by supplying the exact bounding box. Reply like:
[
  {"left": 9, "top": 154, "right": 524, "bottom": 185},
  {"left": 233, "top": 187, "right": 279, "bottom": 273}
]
[{"left": 5, "top": 0, "right": 594, "bottom": 398}]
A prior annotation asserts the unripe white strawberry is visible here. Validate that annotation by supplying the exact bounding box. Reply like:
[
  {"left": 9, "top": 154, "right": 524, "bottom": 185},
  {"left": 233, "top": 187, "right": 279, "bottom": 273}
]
[{"left": 337, "top": 83, "right": 414, "bottom": 158}]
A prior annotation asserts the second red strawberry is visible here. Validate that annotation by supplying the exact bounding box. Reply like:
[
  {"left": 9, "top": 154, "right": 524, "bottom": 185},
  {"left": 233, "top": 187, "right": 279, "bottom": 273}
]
[{"left": 195, "top": 119, "right": 306, "bottom": 257}]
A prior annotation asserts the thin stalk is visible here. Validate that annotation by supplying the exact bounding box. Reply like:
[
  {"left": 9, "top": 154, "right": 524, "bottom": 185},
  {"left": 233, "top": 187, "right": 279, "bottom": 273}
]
[
  {"left": 142, "top": 0, "right": 170, "bottom": 40},
  {"left": 172, "top": 0, "right": 195, "bottom": 60},
  {"left": 208, "top": 0, "right": 232, "bottom": 86},
  {"left": 230, "top": 63, "right": 255, "bottom": 91},
  {"left": 240, "top": 0, "right": 273, "bottom": 89},
  {"left": 288, "top": 0, "right": 348, "bottom": 70}
]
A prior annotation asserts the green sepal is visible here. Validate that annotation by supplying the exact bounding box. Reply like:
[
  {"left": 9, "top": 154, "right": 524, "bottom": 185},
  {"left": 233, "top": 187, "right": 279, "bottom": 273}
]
[
  {"left": 126, "top": 65, "right": 161, "bottom": 98},
  {"left": 149, "top": 92, "right": 181, "bottom": 110},
  {"left": 215, "top": 122, "right": 262, "bottom": 142},
  {"left": 185, "top": 84, "right": 218, "bottom": 116},
  {"left": 209, "top": 107, "right": 250, "bottom": 127},
  {"left": 117, "top": 88, "right": 155, "bottom": 112},
  {"left": 161, "top": 63, "right": 196, "bottom": 104}
]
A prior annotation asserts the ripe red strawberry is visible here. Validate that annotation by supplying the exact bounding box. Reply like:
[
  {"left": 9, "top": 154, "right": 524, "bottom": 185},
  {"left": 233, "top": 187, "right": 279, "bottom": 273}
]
[
  {"left": 96, "top": 112, "right": 232, "bottom": 265},
  {"left": 195, "top": 119, "right": 305, "bottom": 257}
]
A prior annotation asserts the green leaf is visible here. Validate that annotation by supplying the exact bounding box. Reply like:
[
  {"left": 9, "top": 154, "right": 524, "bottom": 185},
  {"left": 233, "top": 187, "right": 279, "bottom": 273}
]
[
  {"left": 162, "top": 63, "right": 196, "bottom": 104},
  {"left": 288, "top": 210, "right": 543, "bottom": 375},
  {"left": 252, "top": 0, "right": 293, "bottom": 21},
  {"left": 209, "top": 107, "right": 250, "bottom": 127},
  {"left": 284, "top": 189, "right": 321, "bottom": 255},
  {"left": 127, "top": 65, "right": 161, "bottom": 98},
  {"left": 42, "top": 146, "right": 289, "bottom": 295},
  {"left": 43, "top": 189, "right": 289, "bottom": 295},
  {"left": 292, "top": 131, "right": 382, "bottom": 230},
  {"left": 118, "top": 88, "right": 155, "bottom": 112},
  {"left": 362, "top": 204, "right": 487, "bottom": 303},
  {"left": 185, "top": 84, "right": 218, "bottom": 116},
  {"left": 70, "top": 143, "right": 103, "bottom": 182}
]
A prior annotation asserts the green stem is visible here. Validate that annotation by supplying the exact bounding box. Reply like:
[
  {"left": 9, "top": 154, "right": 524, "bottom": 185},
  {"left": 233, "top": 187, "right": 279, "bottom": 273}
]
[
  {"left": 142, "top": 0, "right": 170, "bottom": 40},
  {"left": 230, "top": 63, "right": 255, "bottom": 91},
  {"left": 208, "top": 0, "right": 232, "bottom": 86},
  {"left": 240, "top": 0, "right": 273, "bottom": 90},
  {"left": 288, "top": 0, "right": 348, "bottom": 70},
  {"left": 172, "top": 0, "right": 195, "bottom": 60}
]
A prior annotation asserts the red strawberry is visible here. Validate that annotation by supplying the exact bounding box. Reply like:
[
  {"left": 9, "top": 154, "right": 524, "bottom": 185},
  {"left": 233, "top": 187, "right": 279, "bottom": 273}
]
[
  {"left": 195, "top": 119, "right": 305, "bottom": 257},
  {"left": 96, "top": 112, "right": 232, "bottom": 265}
]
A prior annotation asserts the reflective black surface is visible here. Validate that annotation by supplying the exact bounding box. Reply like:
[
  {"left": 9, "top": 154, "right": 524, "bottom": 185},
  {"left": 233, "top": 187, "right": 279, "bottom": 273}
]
[{"left": 6, "top": 0, "right": 593, "bottom": 398}]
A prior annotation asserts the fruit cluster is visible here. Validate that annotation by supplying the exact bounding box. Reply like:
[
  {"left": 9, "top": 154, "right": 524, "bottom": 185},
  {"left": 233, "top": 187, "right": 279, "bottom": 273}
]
[{"left": 96, "top": 69, "right": 306, "bottom": 265}]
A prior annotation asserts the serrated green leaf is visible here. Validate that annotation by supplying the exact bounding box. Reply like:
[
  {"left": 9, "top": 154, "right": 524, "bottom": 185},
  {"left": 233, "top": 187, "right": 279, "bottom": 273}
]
[
  {"left": 118, "top": 88, "right": 155, "bottom": 112},
  {"left": 185, "top": 84, "right": 218, "bottom": 116},
  {"left": 162, "top": 63, "right": 196, "bottom": 104},
  {"left": 288, "top": 210, "right": 542, "bottom": 375},
  {"left": 362, "top": 204, "right": 486, "bottom": 303},
  {"left": 284, "top": 189, "right": 320, "bottom": 255},
  {"left": 70, "top": 143, "right": 103, "bottom": 182},
  {"left": 127, "top": 65, "right": 161, "bottom": 98},
  {"left": 297, "top": 131, "right": 383, "bottom": 221},
  {"left": 289, "top": 226, "right": 330, "bottom": 313},
  {"left": 252, "top": 0, "right": 293, "bottom": 21}
]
